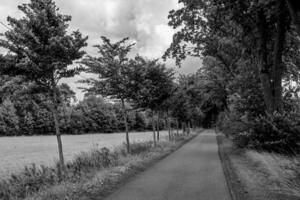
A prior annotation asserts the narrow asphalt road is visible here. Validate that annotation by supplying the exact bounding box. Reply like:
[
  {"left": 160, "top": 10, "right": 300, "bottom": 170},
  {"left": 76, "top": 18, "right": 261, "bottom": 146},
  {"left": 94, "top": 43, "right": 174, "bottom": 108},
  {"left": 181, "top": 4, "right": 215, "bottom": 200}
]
[{"left": 105, "top": 129, "right": 231, "bottom": 200}]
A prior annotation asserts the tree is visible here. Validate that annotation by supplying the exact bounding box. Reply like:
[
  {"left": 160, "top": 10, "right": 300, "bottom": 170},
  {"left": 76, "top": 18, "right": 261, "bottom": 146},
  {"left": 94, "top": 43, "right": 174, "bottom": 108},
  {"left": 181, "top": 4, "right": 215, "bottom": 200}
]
[
  {"left": 0, "top": 99, "right": 19, "bottom": 135},
  {"left": 129, "top": 57, "right": 175, "bottom": 144},
  {"left": 286, "top": 0, "right": 300, "bottom": 36},
  {"left": 164, "top": 0, "right": 300, "bottom": 115},
  {"left": 0, "top": 0, "right": 88, "bottom": 173},
  {"left": 81, "top": 36, "right": 134, "bottom": 153}
]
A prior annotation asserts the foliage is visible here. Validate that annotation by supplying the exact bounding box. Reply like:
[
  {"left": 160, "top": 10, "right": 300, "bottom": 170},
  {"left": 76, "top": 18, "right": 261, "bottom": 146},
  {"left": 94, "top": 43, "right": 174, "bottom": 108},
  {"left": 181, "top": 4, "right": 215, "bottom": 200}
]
[
  {"left": 0, "top": 0, "right": 88, "bottom": 88},
  {"left": 0, "top": 84, "right": 152, "bottom": 136},
  {"left": 247, "top": 113, "right": 300, "bottom": 154},
  {"left": 165, "top": 0, "right": 300, "bottom": 152},
  {"left": 0, "top": 99, "right": 19, "bottom": 135},
  {"left": 129, "top": 56, "right": 175, "bottom": 112},
  {"left": 80, "top": 36, "right": 134, "bottom": 100}
]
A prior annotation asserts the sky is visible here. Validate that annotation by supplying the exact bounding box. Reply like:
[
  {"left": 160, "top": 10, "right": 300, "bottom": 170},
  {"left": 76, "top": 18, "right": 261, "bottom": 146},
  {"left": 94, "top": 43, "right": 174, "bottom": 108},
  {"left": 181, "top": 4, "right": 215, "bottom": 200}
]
[{"left": 0, "top": 0, "right": 202, "bottom": 100}]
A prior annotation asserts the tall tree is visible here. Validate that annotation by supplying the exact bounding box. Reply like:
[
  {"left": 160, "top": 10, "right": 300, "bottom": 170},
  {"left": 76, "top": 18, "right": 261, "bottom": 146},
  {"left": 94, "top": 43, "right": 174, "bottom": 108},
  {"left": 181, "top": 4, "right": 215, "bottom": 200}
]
[
  {"left": 81, "top": 36, "right": 134, "bottom": 153},
  {"left": 164, "top": 0, "right": 299, "bottom": 115},
  {"left": 0, "top": 0, "right": 88, "bottom": 173},
  {"left": 286, "top": 0, "right": 300, "bottom": 36}
]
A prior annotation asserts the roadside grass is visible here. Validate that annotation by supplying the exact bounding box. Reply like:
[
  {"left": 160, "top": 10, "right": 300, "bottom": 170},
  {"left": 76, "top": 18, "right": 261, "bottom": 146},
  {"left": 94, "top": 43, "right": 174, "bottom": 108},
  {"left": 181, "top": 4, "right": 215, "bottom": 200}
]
[
  {"left": 245, "top": 151, "right": 300, "bottom": 197},
  {"left": 0, "top": 133, "right": 195, "bottom": 200},
  {"left": 218, "top": 134, "right": 300, "bottom": 200}
]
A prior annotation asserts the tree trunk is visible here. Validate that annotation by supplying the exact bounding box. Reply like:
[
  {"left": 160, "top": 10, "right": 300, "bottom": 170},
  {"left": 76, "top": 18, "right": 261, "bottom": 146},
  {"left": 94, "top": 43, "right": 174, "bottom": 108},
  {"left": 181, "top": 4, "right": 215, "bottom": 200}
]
[
  {"left": 187, "top": 121, "right": 191, "bottom": 135},
  {"left": 51, "top": 86, "right": 65, "bottom": 177},
  {"left": 257, "top": 9, "right": 273, "bottom": 114},
  {"left": 286, "top": 0, "right": 300, "bottom": 37},
  {"left": 167, "top": 116, "right": 171, "bottom": 141},
  {"left": 121, "top": 99, "right": 130, "bottom": 153},
  {"left": 152, "top": 111, "right": 157, "bottom": 146},
  {"left": 156, "top": 114, "right": 160, "bottom": 142},
  {"left": 272, "top": 0, "right": 287, "bottom": 113},
  {"left": 176, "top": 118, "right": 179, "bottom": 136},
  {"left": 191, "top": 121, "right": 195, "bottom": 131}
]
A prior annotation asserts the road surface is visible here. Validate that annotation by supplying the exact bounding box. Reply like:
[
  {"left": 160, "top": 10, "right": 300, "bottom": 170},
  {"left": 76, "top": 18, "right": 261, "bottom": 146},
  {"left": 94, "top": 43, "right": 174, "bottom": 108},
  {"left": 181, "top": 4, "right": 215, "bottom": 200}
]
[{"left": 105, "top": 129, "right": 231, "bottom": 200}]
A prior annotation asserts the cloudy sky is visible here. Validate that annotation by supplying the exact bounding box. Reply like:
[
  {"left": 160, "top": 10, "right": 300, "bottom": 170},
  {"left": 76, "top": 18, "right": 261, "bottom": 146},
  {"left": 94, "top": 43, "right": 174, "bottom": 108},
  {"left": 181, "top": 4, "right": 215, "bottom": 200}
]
[{"left": 0, "top": 0, "right": 201, "bottom": 100}]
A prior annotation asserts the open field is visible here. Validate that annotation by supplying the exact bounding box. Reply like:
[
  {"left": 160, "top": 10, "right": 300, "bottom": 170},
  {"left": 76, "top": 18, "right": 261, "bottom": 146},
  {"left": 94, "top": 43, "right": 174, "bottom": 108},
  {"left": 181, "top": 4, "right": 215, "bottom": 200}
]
[{"left": 0, "top": 131, "right": 168, "bottom": 178}]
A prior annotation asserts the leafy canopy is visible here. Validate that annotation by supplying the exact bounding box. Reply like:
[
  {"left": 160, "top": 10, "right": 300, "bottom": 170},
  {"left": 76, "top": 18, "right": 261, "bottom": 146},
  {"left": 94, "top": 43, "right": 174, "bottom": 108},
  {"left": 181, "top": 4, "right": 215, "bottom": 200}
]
[
  {"left": 81, "top": 36, "right": 135, "bottom": 100},
  {"left": 0, "top": 0, "right": 88, "bottom": 87}
]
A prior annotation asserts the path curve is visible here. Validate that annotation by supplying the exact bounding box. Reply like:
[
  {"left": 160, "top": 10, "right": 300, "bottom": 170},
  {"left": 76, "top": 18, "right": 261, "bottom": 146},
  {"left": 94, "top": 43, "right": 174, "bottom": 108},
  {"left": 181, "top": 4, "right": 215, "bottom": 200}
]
[{"left": 105, "top": 129, "right": 231, "bottom": 200}]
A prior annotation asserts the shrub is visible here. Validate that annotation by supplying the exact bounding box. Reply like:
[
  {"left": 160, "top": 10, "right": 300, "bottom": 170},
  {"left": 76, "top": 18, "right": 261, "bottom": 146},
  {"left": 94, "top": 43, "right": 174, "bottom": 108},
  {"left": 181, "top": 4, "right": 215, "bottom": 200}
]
[
  {"left": 217, "top": 109, "right": 300, "bottom": 154},
  {"left": 233, "top": 131, "right": 251, "bottom": 148},
  {"left": 67, "top": 147, "right": 119, "bottom": 176},
  {"left": 216, "top": 111, "right": 249, "bottom": 137},
  {"left": 128, "top": 141, "right": 153, "bottom": 155},
  {"left": 246, "top": 113, "right": 300, "bottom": 154}
]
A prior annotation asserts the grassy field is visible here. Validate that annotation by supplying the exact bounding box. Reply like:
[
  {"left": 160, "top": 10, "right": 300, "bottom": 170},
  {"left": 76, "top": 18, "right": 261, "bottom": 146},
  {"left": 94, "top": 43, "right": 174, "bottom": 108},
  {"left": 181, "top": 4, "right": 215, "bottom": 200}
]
[{"left": 0, "top": 131, "right": 168, "bottom": 178}]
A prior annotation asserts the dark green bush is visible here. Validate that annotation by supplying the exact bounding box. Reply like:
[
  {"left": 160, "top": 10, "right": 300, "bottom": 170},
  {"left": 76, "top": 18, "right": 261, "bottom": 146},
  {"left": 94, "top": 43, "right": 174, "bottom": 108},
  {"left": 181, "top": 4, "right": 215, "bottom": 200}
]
[
  {"left": 246, "top": 114, "right": 300, "bottom": 154},
  {"left": 217, "top": 109, "right": 300, "bottom": 154}
]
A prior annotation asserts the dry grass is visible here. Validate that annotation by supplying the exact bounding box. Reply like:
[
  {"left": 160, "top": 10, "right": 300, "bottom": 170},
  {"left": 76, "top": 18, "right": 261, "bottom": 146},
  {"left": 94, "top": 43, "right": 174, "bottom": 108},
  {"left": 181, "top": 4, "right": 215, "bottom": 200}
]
[
  {"left": 246, "top": 151, "right": 300, "bottom": 197},
  {"left": 230, "top": 147, "right": 300, "bottom": 199}
]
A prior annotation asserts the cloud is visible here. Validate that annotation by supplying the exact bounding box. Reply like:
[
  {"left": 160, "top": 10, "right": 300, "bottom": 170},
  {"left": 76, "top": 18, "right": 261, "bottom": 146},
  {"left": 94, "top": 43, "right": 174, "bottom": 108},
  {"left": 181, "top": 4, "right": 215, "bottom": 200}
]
[
  {"left": 55, "top": 0, "right": 179, "bottom": 59},
  {"left": 0, "top": 0, "right": 201, "bottom": 100}
]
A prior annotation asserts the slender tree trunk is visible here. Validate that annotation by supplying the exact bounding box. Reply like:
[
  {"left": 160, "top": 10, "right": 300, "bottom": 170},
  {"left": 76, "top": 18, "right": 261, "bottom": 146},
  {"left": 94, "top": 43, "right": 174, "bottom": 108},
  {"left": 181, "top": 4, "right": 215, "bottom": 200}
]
[
  {"left": 257, "top": 9, "right": 273, "bottom": 114},
  {"left": 167, "top": 116, "right": 171, "bottom": 141},
  {"left": 51, "top": 86, "right": 65, "bottom": 177},
  {"left": 121, "top": 99, "right": 130, "bottom": 153},
  {"left": 182, "top": 122, "right": 185, "bottom": 134},
  {"left": 152, "top": 111, "right": 157, "bottom": 146},
  {"left": 187, "top": 121, "right": 191, "bottom": 135},
  {"left": 272, "top": 0, "right": 287, "bottom": 113},
  {"left": 191, "top": 121, "right": 195, "bottom": 131},
  {"left": 286, "top": 0, "right": 300, "bottom": 37},
  {"left": 156, "top": 113, "right": 160, "bottom": 142},
  {"left": 176, "top": 118, "right": 179, "bottom": 136}
]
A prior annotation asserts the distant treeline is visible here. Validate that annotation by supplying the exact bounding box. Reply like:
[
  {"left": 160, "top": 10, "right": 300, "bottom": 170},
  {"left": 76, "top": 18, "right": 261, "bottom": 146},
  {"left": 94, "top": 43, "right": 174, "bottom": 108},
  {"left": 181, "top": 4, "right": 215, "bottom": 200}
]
[{"left": 0, "top": 81, "right": 166, "bottom": 136}]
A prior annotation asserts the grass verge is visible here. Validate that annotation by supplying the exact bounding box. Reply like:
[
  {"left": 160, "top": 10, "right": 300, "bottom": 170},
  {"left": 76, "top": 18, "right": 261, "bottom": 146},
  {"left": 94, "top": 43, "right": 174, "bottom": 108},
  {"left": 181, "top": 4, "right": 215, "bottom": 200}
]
[
  {"left": 217, "top": 134, "right": 300, "bottom": 200},
  {"left": 0, "top": 133, "right": 197, "bottom": 200}
]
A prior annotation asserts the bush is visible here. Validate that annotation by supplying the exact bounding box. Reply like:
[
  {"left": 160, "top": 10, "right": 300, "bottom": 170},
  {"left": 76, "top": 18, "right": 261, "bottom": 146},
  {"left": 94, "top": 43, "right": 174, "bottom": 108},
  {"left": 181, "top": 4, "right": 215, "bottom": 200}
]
[
  {"left": 128, "top": 141, "right": 153, "bottom": 154},
  {"left": 233, "top": 131, "right": 251, "bottom": 148},
  {"left": 67, "top": 147, "right": 119, "bottom": 176},
  {"left": 246, "top": 113, "right": 300, "bottom": 154},
  {"left": 217, "top": 109, "right": 300, "bottom": 154},
  {"left": 216, "top": 111, "right": 249, "bottom": 137}
]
